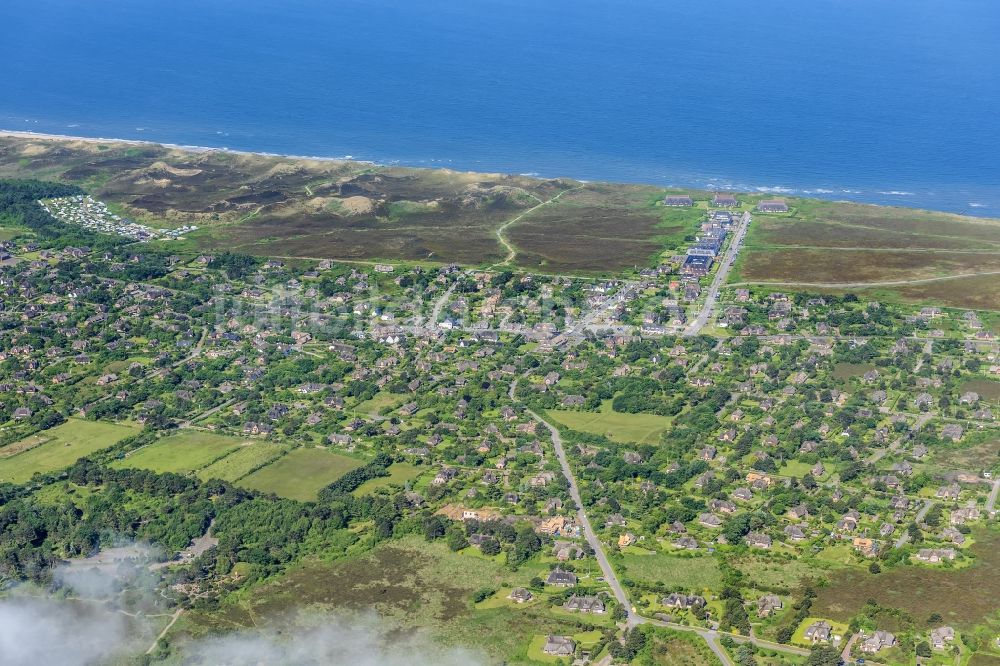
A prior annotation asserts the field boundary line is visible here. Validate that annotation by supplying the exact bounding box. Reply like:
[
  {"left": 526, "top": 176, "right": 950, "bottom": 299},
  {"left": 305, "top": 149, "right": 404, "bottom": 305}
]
[{"left": 728, "top": 269, "right": 1000, "bottom": 289}]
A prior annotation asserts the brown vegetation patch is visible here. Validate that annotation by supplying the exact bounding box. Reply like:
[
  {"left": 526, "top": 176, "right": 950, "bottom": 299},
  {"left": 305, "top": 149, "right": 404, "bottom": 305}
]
[
  {"left": 885, "top": 274, "right": 1000, "bottom": 311},
  {"left": 961, "top": 380, "right": 1000, "bottom": 403},
  {"left": 507, "top": 184, "right": 681, "bottom": 273},
  {"left": 926, "top": 437, "right": 999, "bottom": 473},
  {"left": 812, "top": 530, "right": 1000, "bottom": 628},
  {"left": 771, "top": 200, "right": 1000, "bottom": 244},
  {"left": 739, "top": 248, "right": 1000, "bottom": 285},
  {"left": 0, "top": 435, "right": 50, "bottom": 458},
  {"left": 248, "top": 544, "right": 471, "bottom": 624},
  {"left": 338, "top": 196, "right": 376, "bottom": 215},
  {"left": 752, "top": 217, "right": 998, "bottom": 251}
]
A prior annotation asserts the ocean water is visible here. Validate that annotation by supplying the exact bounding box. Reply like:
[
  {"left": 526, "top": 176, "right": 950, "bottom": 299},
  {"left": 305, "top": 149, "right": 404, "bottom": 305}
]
[{"left": 2, "top": 0, "right": 998, "bottom": 216}]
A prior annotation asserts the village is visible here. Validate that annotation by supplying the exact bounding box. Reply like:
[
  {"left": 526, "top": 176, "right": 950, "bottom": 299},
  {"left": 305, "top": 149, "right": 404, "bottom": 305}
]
[{"left": 0, "top": 187, "right": 998, "bottom": 666}]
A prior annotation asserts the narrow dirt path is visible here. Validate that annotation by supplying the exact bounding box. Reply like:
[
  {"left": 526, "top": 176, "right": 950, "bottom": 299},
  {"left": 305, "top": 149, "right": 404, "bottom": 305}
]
[
  {"left": 492, "top": 185, "right": 584, "bottom": 267},
  {"left": 146, "top": 608, "right": 184, "bottom": 655},
  {"left": 728, "top": 269, "right": 1000, "bottom": 290}
]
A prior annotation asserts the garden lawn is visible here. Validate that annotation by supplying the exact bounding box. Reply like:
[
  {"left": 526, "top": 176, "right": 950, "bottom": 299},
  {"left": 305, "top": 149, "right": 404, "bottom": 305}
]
[
  {"left": 0, "top": 419, "right": 137, "bottom": 484},
  {"left": 790, "top": 617, "right": 850, "bottom": 647}
]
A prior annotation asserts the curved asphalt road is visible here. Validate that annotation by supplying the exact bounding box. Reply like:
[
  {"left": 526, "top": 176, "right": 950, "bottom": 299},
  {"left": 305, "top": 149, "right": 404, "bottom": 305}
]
[
  {"left": 529, "top": 408, "right": 736, "bottom": 665},
  {"left": 528, "top": 410, "right": 637, "bottom": 624},
  {"left": 522, "top": 376, "right": 812, "bottom": 665}
]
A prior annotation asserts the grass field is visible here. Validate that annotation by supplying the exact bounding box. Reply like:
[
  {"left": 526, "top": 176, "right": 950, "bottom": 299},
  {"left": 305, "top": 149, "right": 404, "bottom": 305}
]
[
  {"left": 237, "top": 447, "right": 364, "bottom": 501},
  {"left": 645, "top": 627, "right": 726, "bottom": 666},
  {"left": 732, "top": 554, "right": 827, "bottom": 590},
  {"left": 547, "top": 400, "right": 673, "bottom": 444},
  {"left": 353, "top": 462, "right": 423, "bottom": 495},
  {"left": 813, "top": 529, "right": 1000, "bottom": 628},
  {"left": 619, "top": 552, "right": 722, "bottom": 591},
  {"left": 112, "top": 431, "right": 246, "bottom": 475},
  {"left": 0, "top": 419, "right": 137, "bottom": 484},
  {"left": 196, "top": 442, "right": 288, "bottom": 482},
  {"left": 970, "top": 654, "right": 1000, "bottom": 666}
]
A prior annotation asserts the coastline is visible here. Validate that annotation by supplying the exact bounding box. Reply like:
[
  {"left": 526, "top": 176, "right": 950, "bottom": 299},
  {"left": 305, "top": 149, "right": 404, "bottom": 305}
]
[
  {"left": 1, "top": 129, "right": 997, "bottom": 220},
  {"left": 0, "top": 129, "right": 377, "bottom": 168}
]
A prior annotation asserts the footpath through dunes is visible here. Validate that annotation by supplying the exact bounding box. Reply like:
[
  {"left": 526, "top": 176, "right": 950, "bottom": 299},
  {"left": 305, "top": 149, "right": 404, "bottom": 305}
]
[{"left": 732, "top": 198, "right": 1000, "bottom": 309}]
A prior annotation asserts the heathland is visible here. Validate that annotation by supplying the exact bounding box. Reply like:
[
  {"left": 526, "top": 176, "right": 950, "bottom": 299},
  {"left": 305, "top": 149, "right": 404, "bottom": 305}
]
[{"left": 3, "top": 133, "right": 999, "bottom": 309}]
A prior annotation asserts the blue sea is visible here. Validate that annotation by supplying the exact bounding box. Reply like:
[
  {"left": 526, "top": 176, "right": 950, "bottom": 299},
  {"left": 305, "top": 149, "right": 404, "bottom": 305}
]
[{"left": 2, "top": 0, "right": 999, "bottom": 216}]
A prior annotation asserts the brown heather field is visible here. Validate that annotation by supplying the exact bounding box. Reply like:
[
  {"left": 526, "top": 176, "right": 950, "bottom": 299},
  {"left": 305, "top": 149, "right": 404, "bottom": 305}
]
[
  {"left": 5, "top": 134, "right": 1000, "bottom": 288},
  {"left": 812, "top": 529, "right": 1000, "bottom": 628},
  {"left": 734, "top": 198, "right": 1000, "bottom": 308},
  {"left": 505, "top": 183, "right": 700, "bottom": 273},
  {"left": 737, "top": 248, "right": 1000, "bottom": 284},
  {"left": 878, "top": 274, "right": 1000, "bottom": 311},
  {"left": 970, "top": 654, "right": 1000, "bottom": 666},
  {"left": 750, "top": 200, "right": 1000, "bottom": 248}
]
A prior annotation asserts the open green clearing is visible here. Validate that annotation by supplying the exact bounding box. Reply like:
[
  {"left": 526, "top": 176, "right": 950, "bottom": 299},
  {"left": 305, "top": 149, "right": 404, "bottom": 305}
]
[
  {"left": 547, "top": 400, "right": 673, "bottom": 444},
  {"left": 354, "top": 392, "right": 406, "bottom": 416},
  {"left": 177, "top": 536, "right": 587, "bottom": 664},
  {"left": 831, "top": 362, "right": 875, "bottom": 382},
  {"left": 353, "top": 462, "right": 423, "bottom": 495},
  {"left": 237, "top": 447, "right": 363, "bottom": 501},
  {"left": 732, "top": 554, "right": 827, "bottom": 590},
  {"left": 0, "top": 419, "right": 137, "bottom": 484},
  {"left": 112, "top": 431, "right": 245, "bottom": 475},
  {"left": 970, "top": 655, "right": 1000, "bottom": 666},
  {"left": 0, "top": 226, "right": 24, "bottom": 241},
  {"left": 619, "top": 552, "right": 722, "bottom": 590},
  {"left": 777, "top": 460, "right": 819, "bottom": 478}
]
